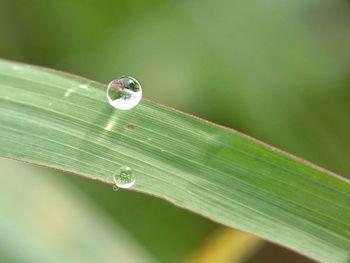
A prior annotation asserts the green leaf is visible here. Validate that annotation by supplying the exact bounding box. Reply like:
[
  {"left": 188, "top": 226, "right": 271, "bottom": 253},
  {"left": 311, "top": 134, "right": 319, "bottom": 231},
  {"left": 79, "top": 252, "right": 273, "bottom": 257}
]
[{"left": 0, "top": 59, "right": 349, "bottom": 263}]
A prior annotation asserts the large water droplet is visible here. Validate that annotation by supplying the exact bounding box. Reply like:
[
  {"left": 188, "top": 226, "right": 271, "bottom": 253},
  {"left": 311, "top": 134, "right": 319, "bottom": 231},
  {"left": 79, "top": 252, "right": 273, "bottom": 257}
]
[
  {"left": 107, "top": 76, "right": 142, "bottom": 110},
  {"left": 113, "top": 166, "right": 135, "bottom": 189}
]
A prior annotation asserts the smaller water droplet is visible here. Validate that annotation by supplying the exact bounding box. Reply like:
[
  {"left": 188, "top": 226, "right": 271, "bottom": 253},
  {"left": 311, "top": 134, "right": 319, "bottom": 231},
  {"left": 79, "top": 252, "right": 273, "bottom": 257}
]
[
  {"left": 147, "top": 137, "right": 152, "bottom": 141},
  {"left": 107, "top": 76, "right": 142, "bottom": 110},
  {"left": 113, "top": 166, "right": 135, "bottom": 189}
]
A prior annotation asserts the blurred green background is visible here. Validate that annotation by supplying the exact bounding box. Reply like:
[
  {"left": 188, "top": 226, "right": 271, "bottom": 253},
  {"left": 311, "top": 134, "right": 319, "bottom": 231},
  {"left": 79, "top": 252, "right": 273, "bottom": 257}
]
[{"left": 1, "top": 0, "right": 349, "bottom": 262}]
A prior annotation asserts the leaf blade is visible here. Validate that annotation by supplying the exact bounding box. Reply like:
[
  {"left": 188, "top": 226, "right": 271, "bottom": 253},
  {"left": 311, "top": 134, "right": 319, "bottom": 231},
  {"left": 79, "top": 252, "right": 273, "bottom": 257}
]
[{"left": 0, "top": 59, "right": 349, "bottom": 263}]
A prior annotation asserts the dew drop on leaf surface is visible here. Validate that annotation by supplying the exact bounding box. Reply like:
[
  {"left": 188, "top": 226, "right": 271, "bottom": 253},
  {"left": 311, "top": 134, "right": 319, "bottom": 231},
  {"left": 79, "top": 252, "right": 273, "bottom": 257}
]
[
  {"left": 107, "top": 76, "right": 142, "bottom": 110},
  {"left": 113, "top": 166, "right": 135, "bottom": 189}
]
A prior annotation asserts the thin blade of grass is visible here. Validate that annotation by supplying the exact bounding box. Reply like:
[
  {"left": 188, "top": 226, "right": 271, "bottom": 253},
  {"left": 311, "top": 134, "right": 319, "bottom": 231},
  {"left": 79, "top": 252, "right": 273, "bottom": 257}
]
[{"left": 0, "top": 59, "right": 349, "bottom": 263}]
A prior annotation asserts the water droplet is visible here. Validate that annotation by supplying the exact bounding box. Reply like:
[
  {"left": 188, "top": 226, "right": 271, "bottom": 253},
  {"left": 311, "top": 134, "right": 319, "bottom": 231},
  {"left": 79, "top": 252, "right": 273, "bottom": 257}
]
[
  {"left": 107, "top": 76, "right": 142, "bottom": 110},
  {"left": 113, "top": 166, "right": 135, "bottom": 189}
]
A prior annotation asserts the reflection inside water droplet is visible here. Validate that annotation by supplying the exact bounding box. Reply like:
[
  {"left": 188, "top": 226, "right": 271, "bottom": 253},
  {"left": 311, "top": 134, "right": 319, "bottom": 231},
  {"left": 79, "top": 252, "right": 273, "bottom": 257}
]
[
  {"left": 107, "top": 76, "right": 142, "bottom": 110},
  {"left": 113, "top": 166, "right": 135, "bottom": 189}
]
